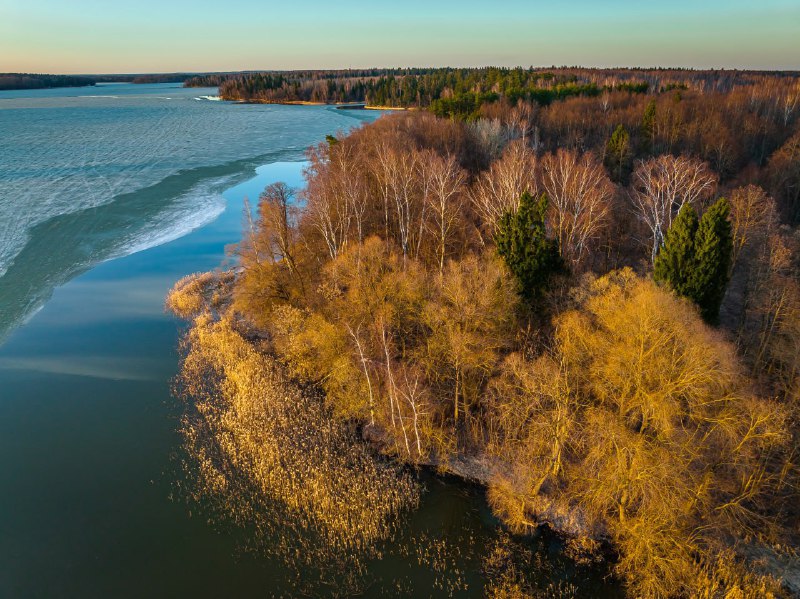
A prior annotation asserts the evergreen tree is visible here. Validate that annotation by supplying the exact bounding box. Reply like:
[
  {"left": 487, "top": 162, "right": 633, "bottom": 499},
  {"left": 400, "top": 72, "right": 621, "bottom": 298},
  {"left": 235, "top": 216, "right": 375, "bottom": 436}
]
[
  {"left": 641, "top": 99, "right": 657, "bottom": 151},
  {"left": 495, "top": 192, "right": 563, "bottom": 301},
  {"left": 688, "top": 198, "right": 733, "bottom": 324},
  {"left": 605, "top": 124, "right": 631, "bottom": 183},
  {"left": 654, "top": 203, "right": 698, "bottom": 296}
]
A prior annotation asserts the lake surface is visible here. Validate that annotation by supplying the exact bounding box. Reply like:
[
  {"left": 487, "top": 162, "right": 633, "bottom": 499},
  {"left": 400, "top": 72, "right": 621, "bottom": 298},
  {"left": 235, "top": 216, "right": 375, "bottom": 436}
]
[{"left": 0, "top": 84, "right": 621, "bottom": 597}]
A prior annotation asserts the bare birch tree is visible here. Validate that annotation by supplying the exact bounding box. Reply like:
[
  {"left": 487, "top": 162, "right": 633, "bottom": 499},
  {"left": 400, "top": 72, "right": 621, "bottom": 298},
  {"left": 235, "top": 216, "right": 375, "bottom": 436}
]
[
  {"left": 469, "top": 140, "right": 538, "bottom": 237},
  {"left": 418, "top": 150, "right": 468, "bottom": 274},
  {"left": 259, "top": 182, "right": 300, "bottom": 274},
  {"left": 374, "top": 144, "right": 425, "bottom": 261},
  {"left": 304, "top": 143, "right": 353, "bottom": 259},
  {"left": 539, "top": 149, "right": 614, "bottom": 270},
  {"left": 630, "top": 154, "right": 717, "bottom": 262}
]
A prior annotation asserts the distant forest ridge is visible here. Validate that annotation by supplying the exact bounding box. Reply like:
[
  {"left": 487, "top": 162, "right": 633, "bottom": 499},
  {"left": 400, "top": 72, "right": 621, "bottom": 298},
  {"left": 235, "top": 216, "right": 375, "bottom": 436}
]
[
  {"left": 0, "top": 73, "right": 97, "bottom": 91},
  {"left": 183, "top": 67, "right": 800, "bottom": 117},
  {"left": 0, "top": 72, "right": 198, "bottom": 90}
]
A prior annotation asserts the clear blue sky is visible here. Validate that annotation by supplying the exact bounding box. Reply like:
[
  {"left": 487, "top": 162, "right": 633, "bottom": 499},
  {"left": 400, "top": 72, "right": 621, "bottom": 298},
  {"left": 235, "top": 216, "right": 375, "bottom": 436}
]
[{"left": 1, "top": 0, "right": 798, "bottom": 73}]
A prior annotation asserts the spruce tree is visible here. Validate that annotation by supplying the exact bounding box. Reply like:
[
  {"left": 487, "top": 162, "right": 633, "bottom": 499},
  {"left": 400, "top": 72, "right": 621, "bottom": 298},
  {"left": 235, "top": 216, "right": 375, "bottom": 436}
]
[
  {"left": 495, "top": 192, "right": 563, "bottom": 302},
  {"left": 688, "top": 198, "right": 733, "bottom": 324},
  {"left": 605, "top": 124, "right": 631, "bottom": 183},
  {"left": 654, "top": 203, "right": 698, "bottom": 296}
]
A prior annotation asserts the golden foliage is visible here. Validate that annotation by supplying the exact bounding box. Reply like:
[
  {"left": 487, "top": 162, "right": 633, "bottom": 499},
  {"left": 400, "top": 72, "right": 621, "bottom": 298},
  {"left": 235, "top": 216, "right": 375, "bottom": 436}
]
[
  {"left": 486, "top": 269, "right": 792, "bottom": 597},
  {"left": 558, "top": 268, "right": 741, "bottom": 437},
  {"left": 164, "top": 107, "right": 800, "bottom": 597},
  {"left": 689, "top": 549, "right": 783, "bottom": 599},
  {"left": 173, "top": 313, "right": 420, "bottom": 579},
  {"left": 423, "top": 253, "right": 519, "bottom": 424},
  {"left": 728, "top": 184, "right": 777, "bottom": 268},
  {"left": 268, "top": 303, "right": 367, "bottom": 419},
  {"left": 486, "top": 477, "right": 532, "bottom": 534},
  {"left": 165, "top": 271, "right": 232, "bottom": 319}
]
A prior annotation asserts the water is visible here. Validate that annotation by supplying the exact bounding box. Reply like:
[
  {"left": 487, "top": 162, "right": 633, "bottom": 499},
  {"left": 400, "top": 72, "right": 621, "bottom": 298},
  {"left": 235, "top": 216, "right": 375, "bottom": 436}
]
[
  {"left": 0, "top": 85, "right": 622, "bottom": 597},
  {"left": 0, "top": 82, "right": 375, "bottom": 342}
]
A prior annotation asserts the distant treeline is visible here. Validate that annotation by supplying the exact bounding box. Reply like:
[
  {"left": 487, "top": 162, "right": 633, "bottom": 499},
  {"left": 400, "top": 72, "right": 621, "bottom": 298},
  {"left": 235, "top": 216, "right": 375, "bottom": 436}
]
[
  {"left": 127, "top": 73, "right": 195, "bottom": 84},
  {"left": 0, "top": 73, "right": 97, "bottom": 91},
  {"left": 89, "top": 73, "right": 196, "bottom": 84},
  {"left": 185, "top": 67, "right": 800, "bottom": 119},
  {"left": 185, "top": 68, "right": 641, "bottom": 112},
  {"left": 0, "top": 72, "right": 198, "bottom": 91}
]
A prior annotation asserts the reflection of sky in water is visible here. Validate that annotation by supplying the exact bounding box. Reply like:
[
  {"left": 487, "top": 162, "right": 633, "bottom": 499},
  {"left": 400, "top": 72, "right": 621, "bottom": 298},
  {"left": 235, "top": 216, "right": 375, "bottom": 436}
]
[
  {"left": 0, "top": 161, "right": 306, "bottom": 374},
  {"left": 0, "top": 162, "right": 307, "bottom": 596},
  {"left": 0, "top": 356, "right": 165, "bottom": 381},
  {"left": 0, "top": 83, "right": 376, "bottom": 342}
]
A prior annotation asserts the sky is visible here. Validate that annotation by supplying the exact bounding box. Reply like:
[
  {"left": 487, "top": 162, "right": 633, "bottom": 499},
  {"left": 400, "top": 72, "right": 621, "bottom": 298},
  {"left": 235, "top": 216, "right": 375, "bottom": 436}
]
[{"left": 1, "top": 0, "right": 798, "bottom": 73}]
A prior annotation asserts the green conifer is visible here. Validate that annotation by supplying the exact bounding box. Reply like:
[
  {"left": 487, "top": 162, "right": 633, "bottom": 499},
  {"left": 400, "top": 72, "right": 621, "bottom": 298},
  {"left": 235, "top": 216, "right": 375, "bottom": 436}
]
[
  {"left": 654, "top": 203, "right": 698, "bottom": 296},
  {"left": 688, "top": 197, "right": 733, "bottom": 324},
  {"left": 605, "top": 124, "right": 631, "bottom": 183},
  {"left": 495, "top": 192, "right": 563, "bottom": 301}
]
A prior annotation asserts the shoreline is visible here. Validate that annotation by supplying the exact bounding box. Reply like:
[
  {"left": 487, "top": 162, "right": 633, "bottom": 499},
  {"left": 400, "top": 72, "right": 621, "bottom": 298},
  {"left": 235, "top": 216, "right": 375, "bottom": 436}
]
[
  {"left": 192, "top": 272, "right": 597, "bottom": 541},
  {"left": 185, "top": 269, "right": 800, "bottom": 596},
  {"left": 223, "top": 97, "right": 413, "bottom": 110}
]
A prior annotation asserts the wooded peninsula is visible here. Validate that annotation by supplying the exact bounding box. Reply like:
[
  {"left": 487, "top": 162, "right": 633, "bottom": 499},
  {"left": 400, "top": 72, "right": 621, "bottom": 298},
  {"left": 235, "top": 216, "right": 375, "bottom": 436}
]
[{"left": 169, "top": 67, "right": 800, "bottom": 598}]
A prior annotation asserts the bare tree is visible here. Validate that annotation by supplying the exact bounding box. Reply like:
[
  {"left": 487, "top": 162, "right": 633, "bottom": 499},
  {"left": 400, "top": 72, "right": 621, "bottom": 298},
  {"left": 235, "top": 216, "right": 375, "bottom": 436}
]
[
  {"left": 509, "top": 100, "right": 537, "bottom": 144},
  {"left": 728, "top": 184, "right": 778, "bottom": 268},
  {"left": 630, "top": 155, "right": 717, "bottom": 262},
  {"left": 304, "top": 143, "right": 354, "bottom": 259},
  {"left": 467, "top": 118, "right": 510, "bottom": 162},
  {"left": 419, "top": 150, "right": 468, "bottom": 274},
  {"left": 767, "top": 131, "right": 800, "bottom": 223},
  {"left": 345, "top": 322, "right": 376, "bottom": 426},
  {"left": 539, "top": 149, "right": 614, "bottom": 270},
  {"left": 258, "top": 182, "right": 300, "bottom": 274},
  {"left": 332, "top": 142, "right": 370, "bottom": 249},
  {"left": 781, "top": 80, "right": 800, "bottom": 126},
  {"left": 381, "top": 325, "right": 411, "bottom": 456},
  {"left": 240, "top": 196, "right": 262, "bottom": 266},
  {"left": 469, "top": 140, "right": 538, "bottom": 238},
  {"left": 600, "top": 89, "right": 611, "bottom": 113},
  {"left": 373, "top": 143, "right": 424, "bottom": 261},
  {"left": 396, "top": 365, "right": 428, "bottom": 458}
]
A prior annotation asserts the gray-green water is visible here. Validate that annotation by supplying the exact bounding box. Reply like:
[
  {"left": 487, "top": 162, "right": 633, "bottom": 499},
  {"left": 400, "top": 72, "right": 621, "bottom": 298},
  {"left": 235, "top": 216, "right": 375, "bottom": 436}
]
[{"left": 0, "top": 84, "right": 622, "bottom": 597}]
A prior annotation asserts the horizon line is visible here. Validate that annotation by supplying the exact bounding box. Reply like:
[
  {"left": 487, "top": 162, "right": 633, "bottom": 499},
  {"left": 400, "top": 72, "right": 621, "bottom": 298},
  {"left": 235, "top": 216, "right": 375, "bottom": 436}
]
[{"left": 4, "top": 65, "right": 800, "bottom": 77}]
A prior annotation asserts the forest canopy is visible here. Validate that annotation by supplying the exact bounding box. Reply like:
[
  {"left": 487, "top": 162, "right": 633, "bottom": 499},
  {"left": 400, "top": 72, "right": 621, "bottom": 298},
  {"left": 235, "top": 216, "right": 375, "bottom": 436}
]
[
  {"left": 170, "top": 68, "right": 800, "bottom": 598},
  {"left": 0, "top": 73, "right": 97, "bottom": 90}
]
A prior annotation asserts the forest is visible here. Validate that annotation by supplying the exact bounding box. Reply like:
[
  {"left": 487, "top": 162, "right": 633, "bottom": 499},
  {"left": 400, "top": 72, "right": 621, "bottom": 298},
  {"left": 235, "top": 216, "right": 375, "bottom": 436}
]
[
  {"left": 169, "top": 70, "right": 800, "bottom": 597},
  {"left": 185, "top": 67, "right": 644, "bottom": 106},
  {"left": 186, "top": 67, "right": 799, "bottom": 118},
  {"left": 127, "top": 73, "right": 195, "bottom": 84},
  {"left": 0, "top": 72, "right": 200, "bottom": 90},
  {"left": 0, "top": 73, "right": 97, "bottom": 90}
]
